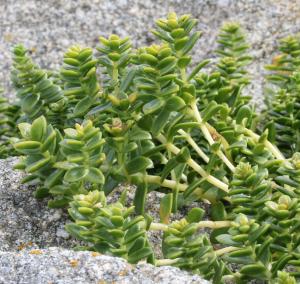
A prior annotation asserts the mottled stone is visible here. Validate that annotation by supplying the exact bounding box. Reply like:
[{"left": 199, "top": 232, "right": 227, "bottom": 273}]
[
  {"left": 0, "top": 248, "right": 209, "bottom": 284},
  {"left": 0, "top": 157, "right": 80, "bottom": 251}
]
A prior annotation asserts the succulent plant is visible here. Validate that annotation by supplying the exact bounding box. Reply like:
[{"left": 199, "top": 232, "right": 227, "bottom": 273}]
[
  {"left": 1, "top": 12, "right": 299, "bottom": 283},
  {"left": 11, "top": 45, "right": 67, "bottom": 127},
  {"left": 264, "top": 35, "right": 300, "bottom": 156},
  {"left": 0, "top": 90, "right": 20, "bottom": 158},
  {"left": 61, "top": 45, "right": 100, "bottom": 121},
  {"left": 66, "top": 190, "right": 154, "bottom": 264},
  {"left": 14, "top": 116, "right": 105, "bottom": 207}
]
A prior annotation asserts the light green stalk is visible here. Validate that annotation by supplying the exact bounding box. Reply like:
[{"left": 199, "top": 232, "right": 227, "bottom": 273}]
[
  {"left": 190, "top": 101, "right": 236, "bottom": 173},
  {"left": 157, "top": 134, "right": 229, "bottom": 192}
]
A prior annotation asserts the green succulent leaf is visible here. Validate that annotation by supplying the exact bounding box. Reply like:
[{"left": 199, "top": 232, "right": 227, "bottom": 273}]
[
  {"left": 14, "top": 141, "right": 41, "bottom": 154},
  {"left": 126, "top": 157, "right": 153, "bottom": 175},
  {"left": 160, "top": 193, "right": 173, "bottom": 224},
  {"left": 240, "top": 262, "right": 267, "bottom": 278},
  {"left": 64, "top": 166, "right": 89, "bottom": 182},
  {"left": 128, "top": 247, "right": 153, "bottom": 263},
  {"left": 85, "top": 168, "right": 105, "bottom": 184},
  {"left": 30, "top": 116, "right": 47, "bottom": 141},
  {"left": 216, "top": 234, "right": 238, "bottom": 246},
  {"left": 186, "top": 208, "right": 205, "bottom": 223}
]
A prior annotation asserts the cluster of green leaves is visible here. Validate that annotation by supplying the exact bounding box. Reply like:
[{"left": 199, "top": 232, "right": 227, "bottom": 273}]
[
  {"left": 61, "top": 46, "right": 100, "bottom": 120},
  {"left": 1, "top": 12, "right": 300, "bottom": 283},
  {"left": 161, "top": 207, "right": 228, "bottom": 282},
  {"left": 66, "top": 190, "right": 154, "bottom": 264},
  {"left": 14, "top": 117, "right": 105, "bottom": 207},
  {"left": 218, "top": 157, "right": 300, "bottom": 282},
  {"left": 0, "top": 91, "right": 20, "bottom": 157},
  {"left": 11, "top": 45, "right": 67, "bottom": 127},
  {"left": 196, "top": 22, "right": 252, "bottom": 111},
  {"left": 264, "top": 35, "right": 300, "bottom": 156}
]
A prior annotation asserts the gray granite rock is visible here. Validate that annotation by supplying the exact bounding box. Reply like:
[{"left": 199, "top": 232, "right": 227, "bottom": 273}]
[
  {"left": 0, "top": 247, "right": 209, "bottom": 284},
  {"left": 0, "top": 157, "right": 81, "bottom": 251}
]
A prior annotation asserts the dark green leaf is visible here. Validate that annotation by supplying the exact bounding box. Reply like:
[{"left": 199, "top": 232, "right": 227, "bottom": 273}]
[
  {"left": 31, "top": 116, "right": 47, "bottom": 141},
  {"left": 64, "top": 166, "right": 89, "bottom": 182},
  {"left": 126, "top": 157, "right": 153, "bottom": 175},
  {"left": 186, "top": 208, "right": 205, "bottom": 223},
  {"left": 160, "top": 193, "right": 173, "bottom": 224},
  {"left": 85, "top": 168, "right": 105, "bottom": 184}
]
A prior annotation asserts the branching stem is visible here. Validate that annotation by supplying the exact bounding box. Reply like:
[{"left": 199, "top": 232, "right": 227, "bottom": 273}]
[
  {"left": 178, "top": 129, "right": 209, "bottom": 163},
  {"left": 145, "top": 175, "right": 187, "bottom": 192},
  {"left": 243, "top": 128, "right": 287, "bottom": 162},
  {"left": 156, "top": 246, "right": 238, "bottom": 266},
  {"left": 190, "top": 101, "right": 236, "bottom": 173},
  {"left": 149, "top": 220, "right": 231, "bottom": 232},
  {"left": 157, "top": 134, "right": 229, "bottom": 192},
  {"left": 215, "top": 246, "right": 239, "bottom": 256}
]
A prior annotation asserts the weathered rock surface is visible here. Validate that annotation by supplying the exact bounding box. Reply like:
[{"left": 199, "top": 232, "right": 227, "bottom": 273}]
[
  {"left": 0, "top": 247, "right": 209, "bottom": 284},
  {"left": 0, "top": 157, "right": 78, "bottom": 252}
]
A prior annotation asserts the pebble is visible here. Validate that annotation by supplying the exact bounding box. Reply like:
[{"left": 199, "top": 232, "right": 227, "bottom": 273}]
[{"left": 56, "top": 228, "right": 70, "bottom": 239}]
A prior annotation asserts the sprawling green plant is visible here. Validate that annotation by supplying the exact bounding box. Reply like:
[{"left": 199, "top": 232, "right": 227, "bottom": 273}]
[
  {"left": 1, "top": 12, "right": 299, "bottom": 283},
  {"left": 66, "top": 190, "right": 154, "bottom": 264},
  {"left": 264, "top": 35, "right": 300, "bottom": 156},
  {"left": 61, "top": 45, "right": 101, "bottom": 121},
  {"left": 0, "top": 90, "right": 20, "bottom": 158},
  {"left": 14, "top": 117, "right": 105, "bottom": 206},
  {"left": 11, "top": 45, "right": 67, "bottom": 127}
]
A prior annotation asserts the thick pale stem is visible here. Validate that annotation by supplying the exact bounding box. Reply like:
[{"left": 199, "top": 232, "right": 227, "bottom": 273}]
[
  {"left": 196, "top": 220, "right": 232, "bottom": 229},
  {"left": 215, "top": 246, "right": 239, "bottom": 256},
  {"left": 156, "top": 246, "right": 239, "bottom": 266},
  {"left": 192, "top": 104, "right": 214, "bottom": 144},
  {"left": 157, "top": 134, "right": 229, "bottom": 192},
  {"left": 217, "top": 151, "right": 235, "bottom": 173},
  {"left": 156, "top": 258, "right": 180, "bottom": 266},
  {"left": 145, "top": 175, "right": 220, "bottom": 203},
  {"left": 178, "top": 129, "right": 209, "bottom": 163},
  {"left": 187, "top": 158, "right": 228, "bottom": 192},
  {"left": 149, "top": 220, "right": 231, "bottom": 232},
  {"left": 191, "top": 102, "right": 235, "bottom": 173},
  {"left": 244, "top": 128, "right": 286, "bottom": 161},
  {"left": 145, "top": 175, "right": 187, "bottom": 192},
  {"left": 149, "top": 222, "right": 169, "bottom": 231}
]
